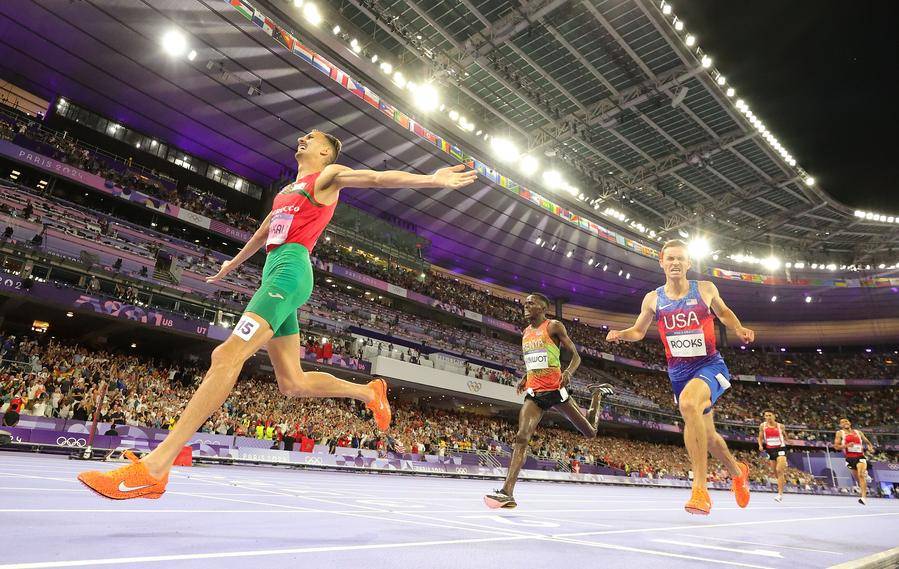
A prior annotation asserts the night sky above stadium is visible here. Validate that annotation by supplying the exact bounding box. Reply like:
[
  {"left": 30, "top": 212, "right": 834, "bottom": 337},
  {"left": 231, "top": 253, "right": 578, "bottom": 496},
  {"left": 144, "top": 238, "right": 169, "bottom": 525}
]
[{"left": 676, "top": 1, "right": 898, "bottom": 212}]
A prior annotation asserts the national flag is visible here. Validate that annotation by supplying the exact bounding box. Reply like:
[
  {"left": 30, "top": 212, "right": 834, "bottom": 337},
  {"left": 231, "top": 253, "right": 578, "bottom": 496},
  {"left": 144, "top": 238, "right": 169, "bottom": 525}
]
[
  {"left": 262, "top": 17, "right": 276, "bottom": 36},
  {"left": 251, "top": 8, "right": 265, "bottom": 28},
  {"left": 330, "top": 66, "right": 347, "bottom": 84},
  {"left": 311, "top": 54, "right": 333, "bottom": 76},
  {"left": 438, "top": 138, "right": 451, "bottom": 154},
  {"left": 292, "top": 42, "right": 314, "bottom": 63},
  {"left": 411, "top": 120, "right": 428, "bottom": 139},
  {"left": 230, "top": 0, "right": 253, "bottom": 20},
  {"left": 378, "top": 100, "right": 395, "bottom": 119},
  {"left": 686, "top": 298, "right": 697, "bottom": 306},
  {"left": 274, "top": 27, "right": 294, "bottom": 50},
  {"left": 394, "top": 439, "right": 406, "bottom": 454},
  {"left": 362, "top": 86, "right": 379, "bottom": 107},
  {"left": 393, "top": 109, "right": 410, "bottom": 130},
  {"left": 449, "top": 145, "right": 464, "bottom": 161},
  {"left": 344, "top": 76, "right": 364, "bottom": 99}
]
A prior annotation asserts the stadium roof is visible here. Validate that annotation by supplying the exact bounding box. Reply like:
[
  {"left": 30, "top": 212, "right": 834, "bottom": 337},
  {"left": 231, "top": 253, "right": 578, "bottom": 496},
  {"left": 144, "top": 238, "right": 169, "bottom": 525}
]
[
  {"left": 2, "top": 0, "right": 897, "bottom": 321},
  {"left": 329, "top": 0, "right": 898, "bottom": 265}
]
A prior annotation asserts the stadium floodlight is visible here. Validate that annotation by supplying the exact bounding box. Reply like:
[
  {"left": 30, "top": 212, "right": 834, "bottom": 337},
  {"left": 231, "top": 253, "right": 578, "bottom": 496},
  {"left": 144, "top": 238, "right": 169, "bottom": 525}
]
[
  {"left": 770, "top": 296, "right": 777, "bottom": 302},
  {"left": 661, "top": 2, "right": 672, "bottom": 15},
  {"left": 794, "top": 262, "right": 805, "bottom": 269},
  {"left": 685, "top": 34, "right": 696, "bottom": 47},
  {"left": 726, "top": 87, "right": 735, "bottom": 97},
  {"left": 716, "top": 75, "right": 726, "bottom": 86},
  {"left": 519, "top": 155, "right": 539, "bottom": 176},
  {"left": 303, "top": 3, "right": 322, "bottom": 25},
  {"left": 380, "top": 61, "right": 393, "bottom": 74},
  {"left": 700, "top": 55, "right": 712, "bottom": 68},
  {"left": 490, "top": 137, "right": 520, "bottom": 162},
  {"left": 804, "top": 176, "right": 815, "bottom": 186},
  {"left": 674, "top": 19, "right": 684, "bottom": 31},
  {"left": 293, "top": 0, "right": 304, "bottom": 6},
  {"left": 332, "top": 25, "right": 341, "bottom": 34},
  {"left": 161, "top": 29, "right": 188, "bottom": 57},
  {"left": 805, "top": 296, "right": 812, "bottom": 303},
  {"left": 392, "top": 71, "right": 406, "bottom": 88},
  {"left": 448, "top": 109, "right": 460, "bottom": 121},
  {"left": 413, "top": 84, "right": 439, "bottom": 112},
  {"left": 187, "top": 50, "right": 197, "bottom": 61},
  {"left": 542, "top": 170, "right": 564, "bottom": 187},
  {"left": 761, "top": 256, "right": 781, "bottom": 271},
  {"left": 588, "top": 258, "right": 595, "bottom": 266},
  {"left": 687, "top": 237, "right": 710, "bottom": 260},
  {"left": 566, "top": 250, "right": 573, "bottom": 258},
  {"left": 350, "top": 38, "right": 361, "bottom": 53}
]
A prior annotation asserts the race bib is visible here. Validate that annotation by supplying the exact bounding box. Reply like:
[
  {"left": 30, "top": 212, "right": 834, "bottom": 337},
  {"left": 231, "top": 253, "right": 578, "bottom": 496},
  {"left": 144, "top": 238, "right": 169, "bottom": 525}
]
[
  {"left": 848, "top": 443, "right": 863, "bottom": 453},
  {"left": 524, "top": 350, "right": 549, "bottom": 371},
  {"left": 666, "top": 330, "right": 707, "bottom": 357},
  {"left": 266, "top": 212, "right": 293, "bottom": 247},
  {"left": 234, "top": 315, "right": 260, "bottom": 341},
  {"left": 766, "top": 437, "right": 783, "bottom": 447}
]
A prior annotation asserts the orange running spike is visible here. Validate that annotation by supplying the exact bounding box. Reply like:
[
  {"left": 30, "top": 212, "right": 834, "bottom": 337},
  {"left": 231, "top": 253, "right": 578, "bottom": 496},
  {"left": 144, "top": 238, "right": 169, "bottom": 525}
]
[
  {"left": 77, "top": 450, "right": 169, "bottom": 500},
  {"left": 732, "top": 461, "right": 751, "bottom": 508},
  {"left": 366, "top": 378, "right": 392, "bottom": 432},
  {"left": 684, "top": 486, "right": 712, "bottom": 515}
]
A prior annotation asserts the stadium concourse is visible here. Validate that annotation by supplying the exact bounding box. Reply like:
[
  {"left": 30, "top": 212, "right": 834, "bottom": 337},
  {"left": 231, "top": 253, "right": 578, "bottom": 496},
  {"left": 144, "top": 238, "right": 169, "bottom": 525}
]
[{"left": 1, "top": 0, "right": 898, "bottom": 568}]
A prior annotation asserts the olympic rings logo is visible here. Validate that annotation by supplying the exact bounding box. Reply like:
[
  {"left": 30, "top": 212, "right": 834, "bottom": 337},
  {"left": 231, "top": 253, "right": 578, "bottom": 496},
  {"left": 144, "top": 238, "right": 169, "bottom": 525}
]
[
  {"left": 304, "top": 456, "right": 323, "bottom": 465},
  {"left": 56, "top": 436, "right": 87, "bottom": 447},
  {"left": 467, "top": 380, "right": 482, "bottom": 392}
]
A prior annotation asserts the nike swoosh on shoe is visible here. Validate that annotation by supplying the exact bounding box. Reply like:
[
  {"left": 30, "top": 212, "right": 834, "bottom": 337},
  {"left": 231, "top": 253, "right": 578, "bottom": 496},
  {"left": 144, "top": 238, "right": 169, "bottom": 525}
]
[{"left": 118, "top": 481, "right": 155, "bottom": 493}]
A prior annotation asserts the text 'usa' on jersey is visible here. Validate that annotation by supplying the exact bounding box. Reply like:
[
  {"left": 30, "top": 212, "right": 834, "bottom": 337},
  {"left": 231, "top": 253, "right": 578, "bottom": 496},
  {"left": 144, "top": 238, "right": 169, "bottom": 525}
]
[{"left": 655, "top": 280, "right": 718, "bottom": 366}]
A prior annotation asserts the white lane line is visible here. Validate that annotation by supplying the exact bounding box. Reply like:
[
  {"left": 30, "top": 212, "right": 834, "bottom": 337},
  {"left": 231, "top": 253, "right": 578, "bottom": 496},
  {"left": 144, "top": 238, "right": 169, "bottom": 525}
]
[
  {"left": 554, "top": 512, "right": 899, "bottom": 538},
  {"left": 652, "top": 538, "right": 783, "bottom": 559},
  {"left": 0, "top": 473, "right": 70, "bottom": 482},
  {"left": 384, "top": 504, "right": 894, "bottom": 514},
  {"left": 0, "top": 509, "right": 335, "bottom": 514},
  {"left": 177, "top": 479, "right": 543, "bottom": 539},
  {"left": 0, "top": 535, "right": 531, "bottom": 569},
  {"left": 532, "top": 516, "right": 614, "bottom": 528},
  {"left": 549, "top": 536, "right": 775, "bottom": 569},
  {"left": 673, "top": 533, "right": 844, "bottom": 555}
]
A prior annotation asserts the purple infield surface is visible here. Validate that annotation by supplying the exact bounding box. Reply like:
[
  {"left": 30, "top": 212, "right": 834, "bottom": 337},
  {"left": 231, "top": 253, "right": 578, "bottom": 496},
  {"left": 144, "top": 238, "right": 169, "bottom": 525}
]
[{"left": 1, "top": 453, "right": 897, "bottom": 569}]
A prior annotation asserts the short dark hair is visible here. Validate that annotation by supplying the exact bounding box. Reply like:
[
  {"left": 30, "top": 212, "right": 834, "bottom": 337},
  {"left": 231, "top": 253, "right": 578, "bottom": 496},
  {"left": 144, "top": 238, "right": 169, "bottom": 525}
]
[
  {"left": 528, "top": 293, "right": 551, "bottom": 308},
  {"left": 661, "top": 239, "right": 688, "bottom": 255},
  {"left": 763, "top": 410, "right": 775, "bottom": 416},
  {"left": 320, "top": 132, "right": 342, "bottom": 164}
]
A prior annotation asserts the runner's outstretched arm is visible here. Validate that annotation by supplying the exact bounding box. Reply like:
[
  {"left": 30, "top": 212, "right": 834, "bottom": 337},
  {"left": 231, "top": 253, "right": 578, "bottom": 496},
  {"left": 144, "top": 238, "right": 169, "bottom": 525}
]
[
  {"left": 207, "top": 212, "right": 272, "bottom": 283},
  {"left": 323, "top": 163, "right": 477, "bottom": 191}
]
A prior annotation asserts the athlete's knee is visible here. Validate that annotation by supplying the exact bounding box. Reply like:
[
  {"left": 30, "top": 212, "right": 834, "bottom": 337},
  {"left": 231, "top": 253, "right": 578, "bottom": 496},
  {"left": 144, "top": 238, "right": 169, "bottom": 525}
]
[
  {"left": 513, "top": 430, "right": 531, "bottom": 447},
  {"left": 679, "top": 397, "right": 703, "bottom": 417}
]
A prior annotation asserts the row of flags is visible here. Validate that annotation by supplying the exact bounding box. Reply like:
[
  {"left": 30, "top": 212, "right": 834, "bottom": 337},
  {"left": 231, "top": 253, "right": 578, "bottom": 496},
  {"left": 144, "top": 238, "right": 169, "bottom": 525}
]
[
  {"left": 225, "top": 0, "right": 665, "bottom": 261},
  {"left": 709, "top": 267, "right": 899, "bottom": 289},
  {"left": 228, "top": 0, "right": 896, "bottom": 290}
]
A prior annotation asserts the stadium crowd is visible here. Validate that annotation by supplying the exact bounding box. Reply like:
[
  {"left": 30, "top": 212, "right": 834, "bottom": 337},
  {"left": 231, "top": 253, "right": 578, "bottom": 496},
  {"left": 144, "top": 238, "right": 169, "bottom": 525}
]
[
  {"left": 4, "top": 114, "right": 895, "bottom": 384},
  {"left": 0, "top": 332, "right": 895, "bottom": 491},
  {"left": 0, "top": 113, "right": 258, "bottom": 232}
]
